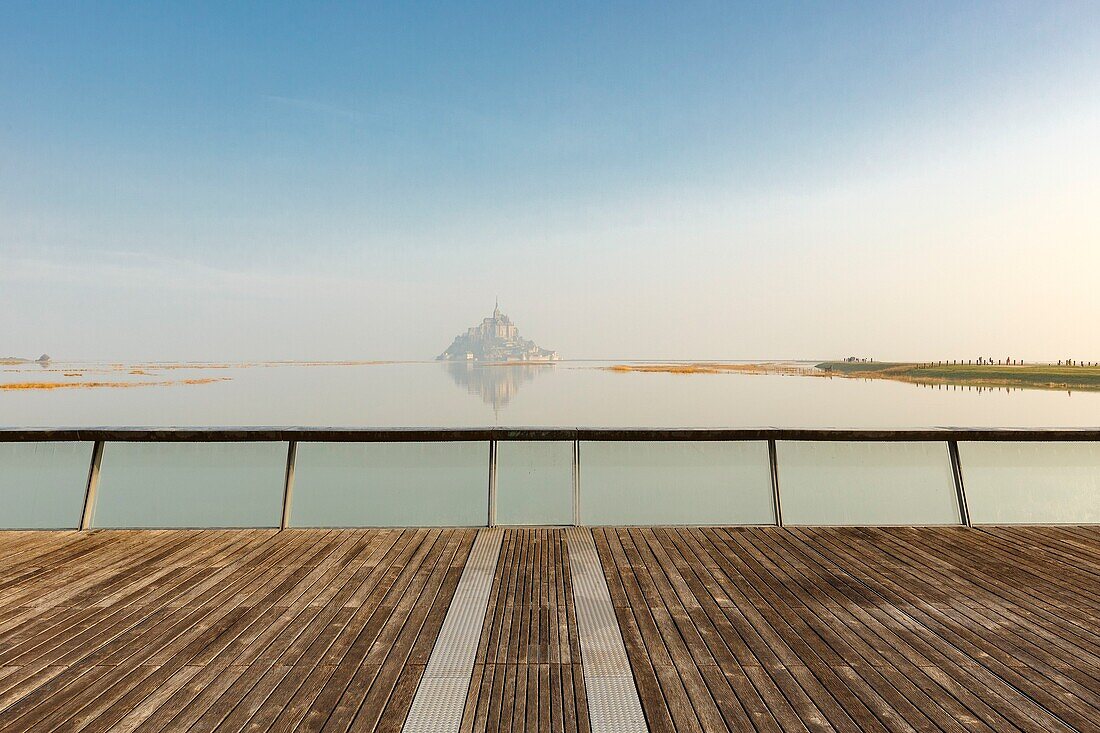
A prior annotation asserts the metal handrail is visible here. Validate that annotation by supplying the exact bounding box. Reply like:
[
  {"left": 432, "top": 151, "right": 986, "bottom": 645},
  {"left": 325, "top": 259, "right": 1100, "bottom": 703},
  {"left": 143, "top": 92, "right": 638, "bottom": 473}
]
[
  {"left": 2, "top": 427, "right": 1096, "bottom": 530},
  {"left": 3, "top": 427, "right": 1100, "bottom": 442}
]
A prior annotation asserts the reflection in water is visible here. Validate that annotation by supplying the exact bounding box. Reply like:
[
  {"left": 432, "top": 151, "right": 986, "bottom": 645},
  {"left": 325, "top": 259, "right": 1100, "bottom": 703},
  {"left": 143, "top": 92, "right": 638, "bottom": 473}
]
[{"left": 444, "top": 362, "right": 550, "bottom": 411}]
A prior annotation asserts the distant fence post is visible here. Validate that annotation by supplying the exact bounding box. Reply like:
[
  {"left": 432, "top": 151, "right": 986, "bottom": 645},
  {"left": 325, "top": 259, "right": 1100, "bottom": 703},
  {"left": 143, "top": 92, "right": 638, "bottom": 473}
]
[{"left": 80, "top": 441, "right": 104, "bottom": 531}]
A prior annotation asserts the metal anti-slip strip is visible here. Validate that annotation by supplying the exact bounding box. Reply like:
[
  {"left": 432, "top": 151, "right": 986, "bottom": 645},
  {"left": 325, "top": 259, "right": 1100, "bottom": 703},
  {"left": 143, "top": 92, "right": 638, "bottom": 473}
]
[
  {"left": 402, "top": 528, "right": 503, "bottom": 733},
  {"left": 566, "top": 527, "right": 648, "bottom": 732}
]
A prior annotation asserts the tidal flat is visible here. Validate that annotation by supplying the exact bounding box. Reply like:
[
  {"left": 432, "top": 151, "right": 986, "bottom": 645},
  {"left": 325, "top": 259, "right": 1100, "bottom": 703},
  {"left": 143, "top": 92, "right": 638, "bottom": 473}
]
[{"left": 3, "top": 359, "right": 1100, "bottom": 428}]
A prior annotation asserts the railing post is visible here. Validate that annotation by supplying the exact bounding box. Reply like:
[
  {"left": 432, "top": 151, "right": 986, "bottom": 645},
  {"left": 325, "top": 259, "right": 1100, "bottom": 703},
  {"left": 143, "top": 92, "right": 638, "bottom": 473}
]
[
  {"left": 572, "top": 439, "right": 581, "bottom": 527},
  {"left": 281, "top": 441, "right": 297, "bottom": 531},
  {"left": 948, "top": 440, "right": 971, "bottom": 527},
  {"left": 768, "top": 439, "right": 783, "bottom": 527},
  {"left": 487, "top": 439, "right": 497, "bottom": 527},
  {"left": 80, "top": 440, "right": 104, "bottom": 531}
]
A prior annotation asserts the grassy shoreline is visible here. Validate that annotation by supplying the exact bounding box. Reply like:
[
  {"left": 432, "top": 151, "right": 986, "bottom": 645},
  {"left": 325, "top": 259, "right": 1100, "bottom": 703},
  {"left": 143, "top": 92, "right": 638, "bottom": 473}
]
[
  {"left": 601, "top": 360, "right": 1100, "bottom": 392},
  {"left": 816, "top": 361, "right": 1100, "bottom": 391}
]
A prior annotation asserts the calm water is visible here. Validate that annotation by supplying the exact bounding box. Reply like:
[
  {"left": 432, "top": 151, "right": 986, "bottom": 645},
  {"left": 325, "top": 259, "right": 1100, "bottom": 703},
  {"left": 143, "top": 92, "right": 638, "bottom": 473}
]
[{"left": 2, "top": 360, "right": 1099, "bottom": 428}]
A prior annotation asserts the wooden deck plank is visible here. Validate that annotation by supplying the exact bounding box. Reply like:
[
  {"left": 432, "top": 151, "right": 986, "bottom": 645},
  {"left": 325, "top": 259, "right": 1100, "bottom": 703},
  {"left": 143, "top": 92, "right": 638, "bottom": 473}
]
[
  {"left": 596, "top": 526, "right": 1100, "bottom": 733},
  {"left": 0, "top": 526, "right": 1096, "bottom": 732},
  {"left": 0, "top": 530, "right": 472, "bottom": 733},
  {"left": 471, "top": 529, "right": 590, "bottom": 733},
  {"left": 793, "top": 527, "right": 1100, "bottom": 730},
  {"left": 725, "top": 527, "right": 1076, "bottom": 731}
]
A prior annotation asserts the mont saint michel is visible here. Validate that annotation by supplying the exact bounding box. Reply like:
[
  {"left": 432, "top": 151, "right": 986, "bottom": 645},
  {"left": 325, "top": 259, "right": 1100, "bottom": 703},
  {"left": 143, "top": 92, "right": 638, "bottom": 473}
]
[{"left": 437, "top": 303, "right": 561, "bottom": 362}]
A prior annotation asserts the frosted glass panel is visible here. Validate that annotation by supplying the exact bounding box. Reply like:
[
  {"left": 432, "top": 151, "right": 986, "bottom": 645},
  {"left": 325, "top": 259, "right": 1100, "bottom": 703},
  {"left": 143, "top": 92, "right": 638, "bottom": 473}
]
[
  {"left": 960, "top": 442, "right": 1100, "bottom": 524},
  {"left": 291, "top": 442, "right": 489, "bottom": 527},
  {"left": 93, "top": 442, "right": 286, "bottom": 528},
  {"left": 496, "top": 441, "right": 573, "bottom": 525},
  {"left": 579, "top": 441, "right": 774, "bottom": 525},
  {"left": 0, "top": 442, "right": 93, "bottom": 529},
  {"left": 776, "top": 441, "right": 960, "bottom": 525}
]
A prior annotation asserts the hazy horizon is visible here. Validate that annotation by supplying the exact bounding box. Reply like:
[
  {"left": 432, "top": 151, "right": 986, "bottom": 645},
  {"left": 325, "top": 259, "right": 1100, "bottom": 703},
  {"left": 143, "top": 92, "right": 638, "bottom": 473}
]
[{"left": 4, "top": 2, "right": 1099, "bottom": 362}]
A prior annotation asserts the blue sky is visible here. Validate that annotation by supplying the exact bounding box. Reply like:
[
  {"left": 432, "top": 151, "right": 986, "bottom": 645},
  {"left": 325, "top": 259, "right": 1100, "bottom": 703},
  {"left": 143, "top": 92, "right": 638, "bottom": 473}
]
[{"left": 3, "top": 2, "right": 1099, "bottom": 359}]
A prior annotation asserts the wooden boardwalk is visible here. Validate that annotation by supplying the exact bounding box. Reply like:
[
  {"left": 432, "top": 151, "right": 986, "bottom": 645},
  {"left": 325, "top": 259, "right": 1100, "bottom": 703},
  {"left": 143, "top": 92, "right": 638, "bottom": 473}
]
[
  {"left": 463, "top": 528, "right": 589, "bottom": 733},
  {"left": 595, "top": 526, "right": 1100, "bottom": 733},
  {"left": 0, "top": 526, "right": 1097, "bottom": 731},
  {"left": 0, "top": 528, "right": 476, "bottom": 732}
]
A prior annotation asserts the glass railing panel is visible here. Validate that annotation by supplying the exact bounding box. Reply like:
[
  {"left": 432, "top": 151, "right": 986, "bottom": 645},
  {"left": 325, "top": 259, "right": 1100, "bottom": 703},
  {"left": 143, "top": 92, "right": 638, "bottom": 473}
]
[
  {"left": 0, "top": 441, "right": 93, "bottom": 529},
  {"left": 291, "top": 441, "right": 489, "bottom": 527},
  {"left": 91, "top": 442, "right": 286, "bottom": 528},
  {"left": 578, "top": 441, "right": 773, "bottom": 525},
  {"left": 495, "top": 441, "right": 573, "bottom": 525},
  {"left": 959, "top": 442, "right": 1100, "bottom": 524},
  {"left": 776, "top": 441, "right": 960, "bottom": 525}
]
